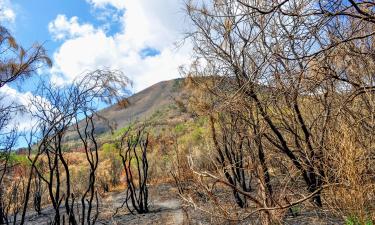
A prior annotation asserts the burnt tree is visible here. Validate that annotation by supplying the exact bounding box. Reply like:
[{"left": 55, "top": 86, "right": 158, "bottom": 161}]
[{"left": 119, "top": 128, "right": 149, "bottom": 214}]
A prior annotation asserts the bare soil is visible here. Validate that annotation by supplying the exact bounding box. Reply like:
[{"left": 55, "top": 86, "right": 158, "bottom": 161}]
[
  {"left": 16, "top": 183, "right": 344, "bottom": 225},
  {"left": 98, "top": 183, "right": 185, "bottom": 225}
]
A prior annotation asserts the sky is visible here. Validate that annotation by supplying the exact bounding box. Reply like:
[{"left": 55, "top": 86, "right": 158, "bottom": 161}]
[
  {"left": 0, "top": 0, "right": 191, "bottom": 93},
  {"left": 0, "top": 0, "right": 192, "bottom": 143}
]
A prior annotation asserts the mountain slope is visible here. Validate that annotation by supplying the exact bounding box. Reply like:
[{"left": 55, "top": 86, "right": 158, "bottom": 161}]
[
  {"left": 102, "top": 78, "right": 187, "bottom": 128},
  {"left": 65, "top": 78, "right": 190, "bottom": 141}
]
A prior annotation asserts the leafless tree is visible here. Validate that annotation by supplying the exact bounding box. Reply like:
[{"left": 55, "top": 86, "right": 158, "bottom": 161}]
[
  {"left": 118, "top": 127, "right": 150, "bottom": 214},
  {"left": 76, "top": 114, "right": 100, "bottom": 225},
  {"left": 19, "top": 70, "right": 129, "bottom": 225},
  {"left": 209, "top": 112, "right": 253, "bottom": 208},
  {"left": 182, "top": 0, "right": 375, "bottom": 223},
  {"left": 32, "top": 173, "right": 43, "bottom": 215},
  {"left": 0, "top": 25, "right": 51, "bottom": 88},
  {"left": 0, "top": 24, "right": 50, "bottom": 224}
]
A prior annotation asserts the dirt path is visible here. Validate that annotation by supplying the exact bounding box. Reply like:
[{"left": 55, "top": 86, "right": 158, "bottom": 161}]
[
  {"left": 153, "top": 199, "right": 184, "bottom": 224},
  {"left": 97, "top": 183, "right": 344, "bottom": 225},
  {"left": 12, "top": 183, "right": 345, "bottom": 224},
  {"left": 98, "top": 183, "right": 185, "bottom": 225},
  {"left": 16, "top": 183, "right": 184, "bottom": 225}
]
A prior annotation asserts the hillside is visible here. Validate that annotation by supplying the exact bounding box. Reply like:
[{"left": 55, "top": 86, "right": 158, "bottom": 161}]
[
  {"left": 101, "top": 78, "right": 188, "bottom": 128},
  {"left": 64, "top": 78, "right": 191, "bottom": 141}
]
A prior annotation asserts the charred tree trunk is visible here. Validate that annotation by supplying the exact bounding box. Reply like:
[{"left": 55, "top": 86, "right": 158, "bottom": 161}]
[
  {"left": 76, "top": 114, "right": 100, "bottom": 225},
  {"left": 209, "top": 114, "right": 253, "bottom": 208},
  {"left": 119, "top": 128, "right": 149, "bottom": 214}
]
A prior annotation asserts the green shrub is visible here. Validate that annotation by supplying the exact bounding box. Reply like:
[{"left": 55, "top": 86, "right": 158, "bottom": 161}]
[
  {"left": 289, "top": 205, "right": 301, "bottom": 216},
  {"left": 112, "top": 126, "right": 131, "bottom": 138},
  {"left": 175, "top": 123, "right": 186, "bottom": 133},
  {"left": 9, "top": 153, "right": 30, "bottom": 166},
  {"left": 346, "top": 215, "right": 373, "bottom": 225},
  {"left": 191, "top": 127, "right": 203, "bottom": 143}
]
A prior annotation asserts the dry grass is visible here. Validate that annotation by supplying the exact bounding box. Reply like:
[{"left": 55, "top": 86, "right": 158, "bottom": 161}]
[{"left": 324, "top": 124, "right": 375, "bottom": 223}]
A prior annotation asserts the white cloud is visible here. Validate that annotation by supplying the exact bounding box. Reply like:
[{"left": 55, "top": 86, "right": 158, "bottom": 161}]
[
  {"left": 50, "top": 30, "right": 121, "bottom": 84},
  {"left": 122, "top": 46, "right": 191, "bottom": 91},
  {"left": 48, "top": 15, "right": 96, "bottom": 40},
  {"left": 86, "top": 0, "right": 126, "bottom": 9},
  {"left": 0, "top": 85, "right": 36, "bottom": 131},
  {"left": 49, "top": 0, "right": 192, "bottom": 92},
  {"left": 118, "top": 0, "right": 186, "bottom": 51},
  {"left": 0, "top": 0, "right": 16, "bottom": 23}
]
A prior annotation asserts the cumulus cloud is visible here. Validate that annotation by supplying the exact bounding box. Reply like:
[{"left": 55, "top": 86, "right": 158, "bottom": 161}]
[
  {"left": 117, "top": 0, "right": 186, "bottom": 51},
  {"left": 48, "top": 15, "right": 96, "bottom": 41},
  {"left": 49, "top": 0, "right": 192, "bottom": 92},
  {"left": 50, "top": 30, "right": 120, "bottom": 85},
  {"left": 85, "top": 0, "right": 126, "bottom": 10},
  {"left": 0, "top": 0, "right": 16, "bottom": 23},
  {"left": 0, "top": 85, "right": 36, "bottom": 131}
]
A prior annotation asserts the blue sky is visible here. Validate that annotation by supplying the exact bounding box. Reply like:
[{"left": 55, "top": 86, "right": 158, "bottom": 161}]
[
  {"left": 1, "top": 0, "right": 190, "bottom": 93},
  {"left": 12, "top": 0, "right": 97, "bottom": 47},
  {"left": 0, "top": 0, "right": 191, "bottom": 141}
]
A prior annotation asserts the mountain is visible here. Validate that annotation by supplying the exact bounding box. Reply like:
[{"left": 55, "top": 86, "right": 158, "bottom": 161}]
[{"left": 65, "top": 78, "right": 191, "bottom": 141}]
